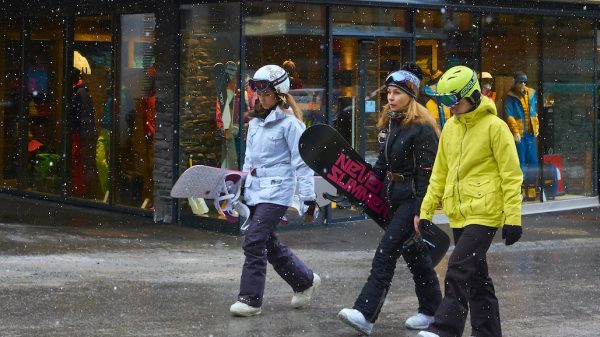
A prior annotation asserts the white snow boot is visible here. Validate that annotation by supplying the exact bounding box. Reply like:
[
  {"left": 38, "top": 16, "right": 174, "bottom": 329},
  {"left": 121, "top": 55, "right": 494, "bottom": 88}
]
[
  {"left": 405, "top": 313, "right": 435, "bottom": 329},
  {"left": 416, "top": 331, "right": 440, "bottom": 337},
  {"left": 229, "top": 301, "right": 261, "bottom": 317},
  {"left": 338, "top": 308, "right": 374, "bottom": 336},
  {"left": 291, "top": 273, "right": 321, "bottom": 308}
]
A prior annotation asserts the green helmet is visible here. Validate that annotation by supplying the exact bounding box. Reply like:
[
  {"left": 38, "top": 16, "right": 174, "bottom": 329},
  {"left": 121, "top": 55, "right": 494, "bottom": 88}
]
[{"left": 436, "top": 66, "right": 480, "bottom": 104}]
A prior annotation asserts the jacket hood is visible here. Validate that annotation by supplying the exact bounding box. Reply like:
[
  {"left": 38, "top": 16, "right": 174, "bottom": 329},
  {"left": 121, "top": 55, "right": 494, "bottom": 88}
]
[
  {"left": 455, "top": 96, "right": 497, "bottom": 127},
  {"left": 249, "top": 104, "right": 291, "bottom": 123},
  {"left": 263, "top": 106, "right": 292, "bottom": 124}
]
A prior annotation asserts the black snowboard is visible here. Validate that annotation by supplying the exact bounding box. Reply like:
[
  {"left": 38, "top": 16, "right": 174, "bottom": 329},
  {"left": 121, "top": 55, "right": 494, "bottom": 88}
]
[
  {"left": 299, "top": 124, "right": 449, "bottom": 266},
  {"left": 299, "top": 124, "right": 389, "bottom": 227}
]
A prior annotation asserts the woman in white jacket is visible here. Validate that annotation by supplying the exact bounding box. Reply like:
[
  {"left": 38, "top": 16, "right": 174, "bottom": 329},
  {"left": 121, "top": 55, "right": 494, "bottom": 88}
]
[{"left": 230, "top": 65, "right": 319, "bottom": 317}]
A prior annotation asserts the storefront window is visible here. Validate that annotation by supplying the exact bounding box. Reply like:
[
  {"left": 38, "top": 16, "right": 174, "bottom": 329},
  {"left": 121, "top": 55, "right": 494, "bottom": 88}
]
[
  {"left": 117, "top": 14, "right": 155, "bottom": 209},
  {"left": 0, "top": 19, "right": 20, "bottom": 190},
  {"left": 332, "top": 6, "right": 408, "bottom": 35},
  {"left": 243, "top": 3, "right": 327, "bottom": 224},
  {"left": 70, "top": 16, "right": 112, "bottom": 202},
  {"left": 25, "top": 18, "right": 65, "bottom": 195},
  {"left": 329, "top": 7, "right": 410, "bottom": 222},
  {"left": 482, "top": 14, "right": 542, "bottom": 202},
  {"left": 416, "top": 10, "right": 479, "bottom": 129},
  {"left": 416, "top": 10, "right": 479, "bottom": 71},
  {"left": 179, "top": 3, "right": 240, "bottom": 225},
  {"left": 542, "top": 17, "right": 595, "bottom": 199},
  {"left": 245, "top": 2, "right": 327, "bottom": 127}
]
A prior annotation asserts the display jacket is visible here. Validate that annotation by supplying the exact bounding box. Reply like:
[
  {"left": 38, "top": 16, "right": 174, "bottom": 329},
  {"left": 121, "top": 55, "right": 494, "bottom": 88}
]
[
  {"left": 425, "top": 98, "right": 451, "bottom": 130},
  {"left": 505, "top": 87, "right": 539, "bottom": 137},
  {"left": 373, "top": 117, "right": 438, "bottom": 212},
  {"left": 243, "top": 106, "right": 315, "bottom": 207},
  {"left": 420, "top": 96, "right": 523, "bottom": 228}
]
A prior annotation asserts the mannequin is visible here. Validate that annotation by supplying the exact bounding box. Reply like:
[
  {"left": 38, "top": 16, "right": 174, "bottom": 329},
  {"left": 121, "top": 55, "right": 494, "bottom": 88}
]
[
  {"left": 504, "top": 70, "right": 539, "bottom": 174},
  {"left": 480, "top": 71, "right": 497, "bottom": 102}
]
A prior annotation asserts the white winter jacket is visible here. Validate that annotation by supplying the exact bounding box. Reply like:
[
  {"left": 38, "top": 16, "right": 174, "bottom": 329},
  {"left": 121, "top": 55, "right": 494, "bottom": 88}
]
[{"left": 242, "top": 107, "right": 316, "bottom": 207}]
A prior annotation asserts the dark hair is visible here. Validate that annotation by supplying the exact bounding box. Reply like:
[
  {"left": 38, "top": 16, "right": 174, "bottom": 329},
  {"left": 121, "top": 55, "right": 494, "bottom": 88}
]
[
  {"left": 401, "top": 62, "right": 424, "bottom": 81},
  {"left": 513, "top": 70, "right": 528, "bottom": 81}
]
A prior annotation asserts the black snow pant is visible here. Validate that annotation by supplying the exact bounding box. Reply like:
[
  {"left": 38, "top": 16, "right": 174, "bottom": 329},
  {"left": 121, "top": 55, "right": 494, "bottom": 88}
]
[
  {"left": 353, "top": 199, "right": 442, "bottom": 322},
  {"left": 237, "top": 203, "right": 314, "bottom": 307},
  {"left": 427, "top": 224, "right": 501, "bottom": 337}
]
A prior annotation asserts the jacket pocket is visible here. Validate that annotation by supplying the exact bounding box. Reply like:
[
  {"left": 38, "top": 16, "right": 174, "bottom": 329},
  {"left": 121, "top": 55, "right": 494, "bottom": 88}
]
[
  {"left": 462, "top": 179, "right": 502, "bottom": 216},
  {"left": 258, "top": 176, "right": 284, "bottom": 188},
  {"left": 267, "top": 130, "right": 285, "bottom": 155},
  {"left": 441, "top": 185, "right": 457, "bottom": 219},
  {"left": 257, "top": 176, "right": 288, "bottom": 203}
]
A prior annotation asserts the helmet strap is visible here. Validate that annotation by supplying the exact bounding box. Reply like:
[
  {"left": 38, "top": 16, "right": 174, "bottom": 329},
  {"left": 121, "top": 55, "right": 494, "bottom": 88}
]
[{"left": 466, "top": 90, "right": 481, "bottom": 111}]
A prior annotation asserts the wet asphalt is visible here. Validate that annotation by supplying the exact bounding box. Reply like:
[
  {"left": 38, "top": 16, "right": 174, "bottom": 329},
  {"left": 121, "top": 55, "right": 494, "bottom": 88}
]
[{"left": 0, "top": 194, "right": 599, "bottom": 337}]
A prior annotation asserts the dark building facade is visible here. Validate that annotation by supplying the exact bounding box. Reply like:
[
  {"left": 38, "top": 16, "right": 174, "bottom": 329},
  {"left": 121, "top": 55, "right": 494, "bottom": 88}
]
[{"left": 1, "top": 0, "right": 599, "bottom": 233}]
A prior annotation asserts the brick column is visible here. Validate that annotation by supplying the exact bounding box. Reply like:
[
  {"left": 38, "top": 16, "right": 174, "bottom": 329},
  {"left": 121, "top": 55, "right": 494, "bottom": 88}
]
[{"left": 152, "top": 2, "right": 178, "bottom": 223}]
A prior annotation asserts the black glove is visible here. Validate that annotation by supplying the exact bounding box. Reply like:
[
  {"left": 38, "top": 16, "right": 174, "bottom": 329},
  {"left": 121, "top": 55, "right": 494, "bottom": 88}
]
[
  {"left": 502, "top": 225, "right": 522, "bottom": 246},
  {"left": 406, "top": 219, "right": 435, "bottom": 251},
  {"left": 418, "top": 219, "right": 434, "bottom": 235},
  {"left": 303, "top": 200, "right": 318, "bottom": 222}
]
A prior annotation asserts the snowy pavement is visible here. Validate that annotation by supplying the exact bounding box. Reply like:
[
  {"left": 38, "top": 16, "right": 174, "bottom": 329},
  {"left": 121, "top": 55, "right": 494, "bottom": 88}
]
[{"left": 0, "top": 197, "right": 599, "bottom": 336}]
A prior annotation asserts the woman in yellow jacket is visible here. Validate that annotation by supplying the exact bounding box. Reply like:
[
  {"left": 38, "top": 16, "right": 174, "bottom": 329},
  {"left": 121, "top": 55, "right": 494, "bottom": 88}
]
[{"left": 415, "top": 66, "right": 523, "bottom": 337}]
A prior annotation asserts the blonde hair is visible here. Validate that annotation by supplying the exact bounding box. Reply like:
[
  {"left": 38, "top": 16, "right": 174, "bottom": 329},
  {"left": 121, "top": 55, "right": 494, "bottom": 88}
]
[
  {"left": 281, "top": 93, "right": 303, "bottom": 121},
  {"left": 377, "top": 99, "right": 440, "bottom": 137}
]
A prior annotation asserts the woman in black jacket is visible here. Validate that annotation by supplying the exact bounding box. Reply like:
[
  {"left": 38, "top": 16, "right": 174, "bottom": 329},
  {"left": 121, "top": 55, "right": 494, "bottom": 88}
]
[{"left": 338, "top": 63, "right": 442, "bottom": 335}]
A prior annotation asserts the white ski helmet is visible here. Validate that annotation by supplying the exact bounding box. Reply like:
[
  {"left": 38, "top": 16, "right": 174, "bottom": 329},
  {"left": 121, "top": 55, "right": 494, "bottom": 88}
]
[{"left": 250, "top": 65, "right": 290, "bottom": 94}]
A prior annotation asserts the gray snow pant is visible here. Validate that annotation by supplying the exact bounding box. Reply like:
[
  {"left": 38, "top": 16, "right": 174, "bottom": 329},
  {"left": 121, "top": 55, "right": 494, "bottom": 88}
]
[{"left": 237, "top": 203, "right": 314, "bottom": 307}]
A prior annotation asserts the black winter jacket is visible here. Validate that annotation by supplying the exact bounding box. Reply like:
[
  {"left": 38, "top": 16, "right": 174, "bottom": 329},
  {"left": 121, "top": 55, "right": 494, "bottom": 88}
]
[{"left": 373, "top": 118, "right": 438, "bottom": 212}]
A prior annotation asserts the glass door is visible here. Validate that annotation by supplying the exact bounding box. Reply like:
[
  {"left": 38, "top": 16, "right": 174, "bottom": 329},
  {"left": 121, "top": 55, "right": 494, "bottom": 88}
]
[
  {"left": 23, "top": 18, "right": 65, "bottom": 195},
  {"left": 329, "top": 37, "right": 410, "bottom": 223},
  {"left": 69, "top": 16, "right": 113, "bottom": 202},
  {"left": 0, "top": 19, "right": 21, "bottom": 190},
  {"left": 116, "top": 13, "right": 156, "bottom": 210}
]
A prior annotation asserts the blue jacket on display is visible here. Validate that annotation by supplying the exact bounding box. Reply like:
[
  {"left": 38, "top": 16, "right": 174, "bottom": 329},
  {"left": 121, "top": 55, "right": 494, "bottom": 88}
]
[
  {"left": 243, "top": 107, "right": 315, "bottom": 207},
  {"left": 505, "top": 87, "right": 539, "bottom": 137}
]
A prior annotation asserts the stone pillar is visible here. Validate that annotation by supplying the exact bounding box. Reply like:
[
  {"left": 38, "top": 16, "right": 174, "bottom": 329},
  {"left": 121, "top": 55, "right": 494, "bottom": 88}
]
[{"left": 152, "top": 2, "right": 178, "bottom": 223}]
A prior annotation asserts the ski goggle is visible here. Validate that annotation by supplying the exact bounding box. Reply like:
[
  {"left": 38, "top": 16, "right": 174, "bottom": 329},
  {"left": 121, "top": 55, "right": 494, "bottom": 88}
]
[
  {"left": 248, "top": 79, "right": 273, "bottom": 93},
  {"left": 423, "top": 85, "right": 461, "bottom": 107},
  {"left": 385, "top": 70, "right": 420, "bottom": 98}
]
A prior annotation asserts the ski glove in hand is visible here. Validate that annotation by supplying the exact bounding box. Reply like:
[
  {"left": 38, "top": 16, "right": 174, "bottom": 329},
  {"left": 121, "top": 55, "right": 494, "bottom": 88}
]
[
  {"left": 502, "top": 225, "right": 522, "bottom": 246},
  {"left": 417, "top": 219, "right": 432, "bottom": 235},
  {"left": 303, "top": 200, "right": 319, "bottom": 223}
]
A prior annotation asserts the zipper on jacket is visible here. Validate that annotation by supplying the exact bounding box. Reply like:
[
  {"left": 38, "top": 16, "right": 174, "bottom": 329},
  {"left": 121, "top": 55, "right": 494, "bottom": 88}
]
[
  {"left": 457, "top": 123, "right": 467, "bottom": 221},
  {"left": 385, "top": 121, "right": 392, "bottom": 201}
]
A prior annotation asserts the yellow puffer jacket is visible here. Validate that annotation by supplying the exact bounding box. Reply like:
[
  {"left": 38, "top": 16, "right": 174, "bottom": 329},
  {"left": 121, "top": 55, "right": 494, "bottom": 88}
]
[{"left": 420, "top": 96, "right": 523, "bottom": 228}]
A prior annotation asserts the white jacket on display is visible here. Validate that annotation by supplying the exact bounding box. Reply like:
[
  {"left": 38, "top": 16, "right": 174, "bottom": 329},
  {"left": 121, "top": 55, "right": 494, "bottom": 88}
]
[{"left": 243, "top": 107, "right": 316, "bottom": 207}]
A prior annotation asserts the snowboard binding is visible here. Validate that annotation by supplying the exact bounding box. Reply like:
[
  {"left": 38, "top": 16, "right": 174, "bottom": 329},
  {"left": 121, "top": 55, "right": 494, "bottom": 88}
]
[
  {"left": 214, "top": 173, "right": 250, "bottom": 232},
  {"left": 322, "top": 192, "right": 353, "bottom": 209}
]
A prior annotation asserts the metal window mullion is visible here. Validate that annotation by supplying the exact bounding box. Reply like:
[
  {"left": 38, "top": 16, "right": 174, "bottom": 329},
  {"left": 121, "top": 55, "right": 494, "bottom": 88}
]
[
  {"left": 17, "top": 17, "right": 27, "bottom": 191},
  {"left": 172, "top": 4, "right": 182, "bottom": 220},
  {"left": 538, "top": 17, "right": 545, "bottom": 203},
  {"left": 61, "top": 16, "right": 75, "bottom": 199},
  {"left": 325, "top": 5, "right": 333, "bottom": 225},
  {"left": 239, "top": 1, "right": 246, "bottom": 172},
  {"left": 594, "top": 21, "right": 599, "bottom": 199},
  {"left": 111, "top": 14, "right": 122, "bottom": 207}
]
